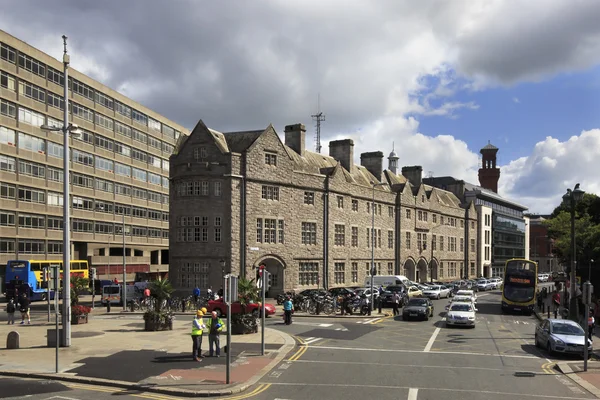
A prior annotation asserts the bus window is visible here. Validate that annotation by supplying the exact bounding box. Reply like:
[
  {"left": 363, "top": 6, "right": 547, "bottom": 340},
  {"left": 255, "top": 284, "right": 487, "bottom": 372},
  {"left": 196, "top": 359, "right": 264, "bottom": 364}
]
[{"left": 31, "top": 262, "right": 42, "bottom": 271}]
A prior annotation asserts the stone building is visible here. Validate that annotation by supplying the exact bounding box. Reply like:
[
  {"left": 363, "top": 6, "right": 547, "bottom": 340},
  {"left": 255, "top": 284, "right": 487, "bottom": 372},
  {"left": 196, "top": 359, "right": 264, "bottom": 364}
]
[{"left": 169, "top": 121, "right": 478, "bottom": 294}]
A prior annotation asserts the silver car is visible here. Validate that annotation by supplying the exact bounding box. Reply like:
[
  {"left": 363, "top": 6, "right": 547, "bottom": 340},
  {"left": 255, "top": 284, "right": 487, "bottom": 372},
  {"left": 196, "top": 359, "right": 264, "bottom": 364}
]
[{"left": 535, "top": 319, "right": 592, "bottom": 357}]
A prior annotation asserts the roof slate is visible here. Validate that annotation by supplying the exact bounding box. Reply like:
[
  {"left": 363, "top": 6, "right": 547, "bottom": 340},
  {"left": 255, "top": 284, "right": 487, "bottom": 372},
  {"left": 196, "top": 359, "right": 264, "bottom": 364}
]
[{"left": 222, "top": 129, "right": 265, "bottom": 153}]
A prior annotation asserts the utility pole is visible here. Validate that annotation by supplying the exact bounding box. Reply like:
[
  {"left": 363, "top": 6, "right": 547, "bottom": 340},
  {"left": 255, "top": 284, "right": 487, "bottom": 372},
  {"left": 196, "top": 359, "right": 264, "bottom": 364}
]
[{"left": 311, "top": 94, "right": 325, "bottom": 153}]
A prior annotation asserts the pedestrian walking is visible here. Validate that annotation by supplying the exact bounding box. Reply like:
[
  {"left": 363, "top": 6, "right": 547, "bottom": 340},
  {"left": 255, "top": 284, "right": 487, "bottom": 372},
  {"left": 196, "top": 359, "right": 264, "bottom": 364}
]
[
  {"left": 283, "top": 296, "right": 294, "bottom": 325},
  {"left": 207, "top": 286, "right": 213, "bottom": 300},
  {"left": 191, "top": 310, "right": 206, "bottom": 361},
  {"left": 392, "top": 292, "right": 400, "bottom": 316},
  {"left": 5, "top": 298, "right": 16, "bottom": 325},
  {"left": 18, "top": 293, "right": 30, "bottom": 325},
  {"left": 206, "top": 311, "right": 224, "bottom": 357},
  {"left": 193, "top": 287, "right": 200, "bottom": 304}
]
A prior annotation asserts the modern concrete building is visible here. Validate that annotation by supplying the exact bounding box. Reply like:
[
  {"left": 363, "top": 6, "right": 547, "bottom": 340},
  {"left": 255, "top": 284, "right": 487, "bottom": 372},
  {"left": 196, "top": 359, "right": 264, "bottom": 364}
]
[
  {"left": 0, "top": 30, "right": 189, "bottom": 281},
  {"left": 169, "top": 121, "right": 478, "bottom": 294},
  {"left": 424, "top": 142, "right": 529, "bottom": 278}
]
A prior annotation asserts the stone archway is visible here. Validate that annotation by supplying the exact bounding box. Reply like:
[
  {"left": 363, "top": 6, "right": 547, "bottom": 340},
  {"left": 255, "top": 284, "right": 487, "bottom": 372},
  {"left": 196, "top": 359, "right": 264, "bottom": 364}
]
[
  {"left": 417, "top": 258, "right": 428, "bottom": 283},
  {"left": 429, "top": 258, "right": 439, "bottom": 281},
  {"left": 403, "top": 258, "right": 416, "bottom": 282},
  {"left": 253, "top": 255, "right": 286, "bottom": 296}
]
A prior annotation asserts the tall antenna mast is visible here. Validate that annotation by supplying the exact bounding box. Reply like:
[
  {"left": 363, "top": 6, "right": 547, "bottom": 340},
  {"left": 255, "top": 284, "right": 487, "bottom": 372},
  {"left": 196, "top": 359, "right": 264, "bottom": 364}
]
[{"left": 311, "top": 94, "right": 326, "bottom": 153}]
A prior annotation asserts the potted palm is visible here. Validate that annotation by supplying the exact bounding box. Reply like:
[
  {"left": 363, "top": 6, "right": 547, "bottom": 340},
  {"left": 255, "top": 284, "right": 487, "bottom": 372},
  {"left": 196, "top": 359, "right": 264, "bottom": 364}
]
[
  {"left": 70, "top": 276, "right": 91, "bottom": 324},
  {"left": 231, "top": 277, "right": 259, "bottom": 335},
  {"left": 143, "top": 278, "right": 174, "bottom": 331}
]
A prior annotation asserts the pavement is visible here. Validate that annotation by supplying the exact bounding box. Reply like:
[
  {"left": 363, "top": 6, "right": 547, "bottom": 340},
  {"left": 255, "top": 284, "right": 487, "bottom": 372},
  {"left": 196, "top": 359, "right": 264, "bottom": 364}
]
[
  {"left": 533, "top": 289, "right": 600, "bottom": 398},
  {"left": 0, "top": 307, "right": 295, "bottom": 397},
  {"left": 4, "top": 291, "right": 600, "bottom": 399}
]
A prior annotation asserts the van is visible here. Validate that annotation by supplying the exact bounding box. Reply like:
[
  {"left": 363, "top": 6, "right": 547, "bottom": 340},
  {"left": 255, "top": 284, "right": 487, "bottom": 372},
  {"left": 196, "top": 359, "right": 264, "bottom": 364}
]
[
  {"left": 363, "top": 275, "right": 410, "bottom": 289},
  {"left": 101, "top": 284, "right": 140, "bottom": 305}
]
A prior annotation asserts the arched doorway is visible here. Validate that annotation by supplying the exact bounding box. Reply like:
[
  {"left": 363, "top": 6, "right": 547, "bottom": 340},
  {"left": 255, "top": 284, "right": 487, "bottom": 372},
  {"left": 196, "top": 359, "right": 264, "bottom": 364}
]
[
  {"left": 429, "top": 259, "right": 439, "bottom": 281},
  {"left": 253, "top": 255, "right": 286, "bottom": 296},
  {"left": 403, "top": 258, "right": 416, "bottom": 282},
  {"left": 417, "top": 259, "right": 428, "bottom": 282}
]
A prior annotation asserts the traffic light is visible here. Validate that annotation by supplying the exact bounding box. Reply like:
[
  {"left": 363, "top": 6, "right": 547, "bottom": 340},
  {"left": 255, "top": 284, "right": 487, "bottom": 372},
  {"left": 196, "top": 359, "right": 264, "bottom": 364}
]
[{"left": 90, "top": 268, "right": 97, "bottom": 280}]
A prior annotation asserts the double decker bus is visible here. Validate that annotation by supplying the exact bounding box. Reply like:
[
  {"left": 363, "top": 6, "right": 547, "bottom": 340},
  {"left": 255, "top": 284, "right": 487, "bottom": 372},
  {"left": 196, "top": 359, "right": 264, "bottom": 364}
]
[
  {"left": 4, "top": 259, "right": 89, "bottom": 302},
  {"left": 501, "top": 258, "right": 538, "bottom": 314}
]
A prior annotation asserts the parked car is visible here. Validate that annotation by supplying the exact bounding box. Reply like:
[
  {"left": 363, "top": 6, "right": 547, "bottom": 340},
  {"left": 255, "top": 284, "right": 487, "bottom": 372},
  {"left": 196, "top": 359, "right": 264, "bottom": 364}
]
[
  {"left": 402, "top": 297, "right": 434, "bottom": 321},
  {"left": 455, "top": 290, "right": 477, "bottom": 304},
  {"left": 446, "top": 302, "right": 477, "bottom": 328},
  {"left": 535, "top": 319, "right": 592, "bottom": 357},
  {"left": 445, "top": 295, "right": 476, "bottom": 310},
  {"left": 422, "top": 285, "right": 451, "bottom": 299},
  {"left": 476, "top": 279, "right": 494, "bottom": 291},
  {"left": 407, "top": 285, "right": 423, "bottom": 298},
  {"left": 207, "top": 298, "right": 276, "bottom": 317}
]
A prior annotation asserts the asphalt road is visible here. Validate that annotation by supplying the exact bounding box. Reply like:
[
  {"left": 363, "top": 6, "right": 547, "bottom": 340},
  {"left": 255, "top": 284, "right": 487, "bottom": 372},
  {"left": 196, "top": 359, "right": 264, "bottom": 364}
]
[{"left": 1, "top": 289, "right": 595, "bottom": 400}]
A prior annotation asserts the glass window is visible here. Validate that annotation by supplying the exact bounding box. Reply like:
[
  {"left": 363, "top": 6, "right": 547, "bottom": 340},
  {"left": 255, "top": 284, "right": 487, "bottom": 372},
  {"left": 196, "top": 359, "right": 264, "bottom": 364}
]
[
  {"left": 47, "top": 67, "right": 64, "bottom": 86},
  {"left": 115, "top": 101, "right": 131, "bottom": 118},
  {"left": 72, "top": 149, "right": 94, "bottom": 167},
  {"left": 47, "top": 141, "right": 64, "bottom": 159},
  {"left": 148, "top": 172, "right": 161, "bottom": 185},
  {"left": 47, "top": 167, "right": 63, "bottom": 183},
  {"left": 18, "top": 132, "right": 45, "bottom": 153},
  {"left": 0, "top": 155, "right": 15, "bottom": 172},
  {"left": 95, "top": 156, "right": 113, "bottom": 172},
  {"left": 47, "top": 92, "right": 64, "bottom": 110},
  {"left": 0, "top": 99, "right": 16, "bottom": 118},
  {"left": 18, "top": 53, "right": 46, "bottom": 77},
  {"left": 115, "top": 121, "right": 132, "bottom": 138},
  {"left": 18, "top": 107, "right": 45, "bottom": 127},
  {"left": 95, "top": 91, "right": 114, "bottom": 109},
  {"left": 71, "top": 79, "right": 94, "bottom": 101},
  {"left": 148, "top": 118, "right": 161, "bottom": 132},
  {"left": 18, "top": 160, "right": 45, "bottom": 178},
  {"left": 0, "top": 71, "right": 16, "bottom": 92},
  {"left": 115, "top": 163, "right": 131, "bottom": 177},
  {"left": 95, "top": 113, "right": 114, "bottom": 131},
  {"left": 162, "top": 124, "right": 175, "bottom": 139},
  {"left": 1, "top": 43, "right": 16, "bottom": 63},
  {"left": 114, "top": 142, "right": 130, "bottom": 157},
  {"left": 0, "top": 126, "right": 16, "bottom": 145},
  {"left": 132, "top": 129, "right": 147, "bottom": 144},
  {"left": 95, "top": 134, "right": 114, "bottom": 151},
  {"left": 132, "top": 167, "right": 147, "bottom": 182},
  {"left": 132, "top": 109, "right": 147, "bottom": 126},
  {"left": 72, "top": 103, "right": 94, "bottom": 122},
  {"left": 18, "top": 187, "right": 45, "bottom": 204},
  {"left": 18, "top": 80, "right": 45, "bottom": 103}
]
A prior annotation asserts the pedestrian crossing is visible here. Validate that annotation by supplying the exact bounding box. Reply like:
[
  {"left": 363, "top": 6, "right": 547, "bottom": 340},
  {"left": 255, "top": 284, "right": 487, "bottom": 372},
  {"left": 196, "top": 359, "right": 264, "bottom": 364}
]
[{"left": 355, "top": 317, "right": 381, "bottom": 325}]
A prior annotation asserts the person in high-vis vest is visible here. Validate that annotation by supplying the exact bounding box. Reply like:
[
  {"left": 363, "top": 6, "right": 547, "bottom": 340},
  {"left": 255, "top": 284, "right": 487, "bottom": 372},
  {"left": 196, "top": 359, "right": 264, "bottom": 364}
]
[
  {"left": 191, "top": 310, "right": 206, "bottom": 361},
  {"left": 206, "top": 311, "right": 224, "bottom": 357}
]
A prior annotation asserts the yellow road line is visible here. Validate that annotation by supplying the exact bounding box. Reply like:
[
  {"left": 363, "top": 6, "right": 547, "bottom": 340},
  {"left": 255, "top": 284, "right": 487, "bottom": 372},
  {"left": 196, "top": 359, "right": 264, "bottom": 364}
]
[
  {"left": 373, "top": 315, "right": 394, "bottom": 324},
  {"left": 289, "top": 345, "right": 308, "bottom": 361}
]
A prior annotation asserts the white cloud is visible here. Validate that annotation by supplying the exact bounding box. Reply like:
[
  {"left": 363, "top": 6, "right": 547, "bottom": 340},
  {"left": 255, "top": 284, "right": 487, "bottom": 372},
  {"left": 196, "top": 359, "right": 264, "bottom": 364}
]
[
  {"left": 513, "top": 97, "right": 520, "bottom": 103},
  {"left": 1, "top": 1, "right": 599, "bottom": 213},
  {"left": 499, "top": 129, "right": 600, "bottom": 213}
]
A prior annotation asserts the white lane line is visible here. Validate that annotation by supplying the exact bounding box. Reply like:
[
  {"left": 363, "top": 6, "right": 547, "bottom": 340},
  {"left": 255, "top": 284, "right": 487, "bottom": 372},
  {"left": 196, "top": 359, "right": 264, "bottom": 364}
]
[
  {"left": 424, "top": 327, "right": 440, "bottom": 352},
  {"left": 408, "top": 388, "right": 418, "bottom": 400},
  {"left": 306, "top": 345, "right": 540, "bottom": 359},
  {"left": 264, "top": 382, "right": 589, "bottom": 399},
  {"left": 290, "top": 359, "right": 505, "bottom": 371},
  {"left": 303, "top": 337, "right": 322, "bottom": 344}
]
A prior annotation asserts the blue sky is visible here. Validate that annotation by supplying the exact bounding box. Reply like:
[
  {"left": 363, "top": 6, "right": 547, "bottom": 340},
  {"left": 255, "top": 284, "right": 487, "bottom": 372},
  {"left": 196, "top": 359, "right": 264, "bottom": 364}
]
[{"left": 417, "top": 66, "right": 600, "bottom": 166}]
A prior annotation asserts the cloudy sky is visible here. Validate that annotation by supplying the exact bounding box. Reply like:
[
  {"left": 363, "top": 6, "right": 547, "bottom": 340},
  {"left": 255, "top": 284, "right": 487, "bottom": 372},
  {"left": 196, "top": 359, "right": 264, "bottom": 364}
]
[{"left": 3, "top": 0, "right": 600, "bottom": 214}]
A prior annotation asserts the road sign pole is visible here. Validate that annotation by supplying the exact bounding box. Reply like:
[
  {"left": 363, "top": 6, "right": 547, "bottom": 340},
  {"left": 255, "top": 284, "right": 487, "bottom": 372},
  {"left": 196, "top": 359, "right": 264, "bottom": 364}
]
[
  {"left": 53, "top": 265, "right": 59, "bottom": 373},
  {"left": 261, "top": 270, "right": 266, "bottom": 356},
  {"left": 45, "top": 267, "right": 50, "bottom": 322},
  {"left": 225, "top": 274, "right": 231, "bottom": 385}
]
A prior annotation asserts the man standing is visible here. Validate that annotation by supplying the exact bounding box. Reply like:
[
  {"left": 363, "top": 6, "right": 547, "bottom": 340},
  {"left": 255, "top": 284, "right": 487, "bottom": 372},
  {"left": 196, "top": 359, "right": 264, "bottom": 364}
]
[
  {"left": 283, "top": 296, "right": 294, "bottom": 325},
  {"left": 206, "top": 311, "right": 224, "bottom": 357},
  {"left": 19, "top": 293, "right": 30, "bottom": 325},
  {"left": 191, "top": 310, "right": 206, "bottom": 361},
  {"left": 193, "top": 287, "right": 201, "bottom": 304},
  {"left": 392, "top": 292, "right": 400, "bottom": 316}
]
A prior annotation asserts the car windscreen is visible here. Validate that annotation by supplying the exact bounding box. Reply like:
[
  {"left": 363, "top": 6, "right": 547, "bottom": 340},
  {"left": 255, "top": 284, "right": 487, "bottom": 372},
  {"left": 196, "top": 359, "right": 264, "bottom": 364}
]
[
  {"left": 552, "top": 322, "right": 585, "bottom": 336},
  {"left": 450, "top": 304, "right": 472, "bottom": 312},
  {"left": 407, "top": 299, "right": 427, "bottom": 307}
]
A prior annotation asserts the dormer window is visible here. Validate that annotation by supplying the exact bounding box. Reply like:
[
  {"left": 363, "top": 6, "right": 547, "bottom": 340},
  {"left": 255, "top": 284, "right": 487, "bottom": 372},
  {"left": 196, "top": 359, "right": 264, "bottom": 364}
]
[
  {"left": 193, "top": 147, "right": 207, "bottom": 160},
  {"left": 265, "top": 152, "right": 277, "bottom": 166}
]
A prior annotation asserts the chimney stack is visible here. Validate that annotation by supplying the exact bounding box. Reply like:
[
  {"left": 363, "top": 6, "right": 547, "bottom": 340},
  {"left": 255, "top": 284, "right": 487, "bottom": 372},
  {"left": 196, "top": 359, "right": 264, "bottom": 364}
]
[
  {"left": 360, "top": 151, "right": 384, "bottom": 182},
  {"left": 284, "top": 123, "right": 306, "bottom": 156},
  {"left": 402, "top": 166, "right": 423, "bottom": 187},
  {"left": 329, "top": 139, "right": 354, "bottom": 173}
]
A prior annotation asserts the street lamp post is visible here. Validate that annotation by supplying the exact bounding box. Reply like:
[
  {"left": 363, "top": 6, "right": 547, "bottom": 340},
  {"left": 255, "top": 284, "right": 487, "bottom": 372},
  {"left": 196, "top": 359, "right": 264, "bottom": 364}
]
[
  {"left": 40, "top": 36, "right": 82, "bottom": 348},
  {"left": 122, "top": 211, "right": 126, "bottom": 311},
  {"left": 370, "top": 182, "right": 385, "bottom": 316},
  {"left": 590, "top": 259, "right": 594, "bottom": 282},
  {"left": 563, "top": 183, "right": 585, "bottom": 322}
]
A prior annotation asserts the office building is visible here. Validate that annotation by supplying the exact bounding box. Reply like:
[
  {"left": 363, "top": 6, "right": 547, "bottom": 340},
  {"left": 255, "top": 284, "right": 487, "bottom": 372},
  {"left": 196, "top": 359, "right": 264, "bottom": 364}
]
[{"left": 0, "top": 30, "right": 189, "bottom": 282}]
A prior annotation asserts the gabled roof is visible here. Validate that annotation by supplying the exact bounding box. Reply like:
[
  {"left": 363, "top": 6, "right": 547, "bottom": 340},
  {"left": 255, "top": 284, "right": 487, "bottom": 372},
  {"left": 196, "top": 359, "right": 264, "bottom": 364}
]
[{"left": 222, "top": 129, "right": 265, "bottom": 153}]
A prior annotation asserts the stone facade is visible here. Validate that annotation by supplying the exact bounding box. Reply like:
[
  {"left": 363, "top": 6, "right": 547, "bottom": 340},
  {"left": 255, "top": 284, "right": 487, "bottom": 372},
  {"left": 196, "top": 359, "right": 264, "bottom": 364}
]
[{"left": 170, "top": 121, "right": 480, "bottom": 294}]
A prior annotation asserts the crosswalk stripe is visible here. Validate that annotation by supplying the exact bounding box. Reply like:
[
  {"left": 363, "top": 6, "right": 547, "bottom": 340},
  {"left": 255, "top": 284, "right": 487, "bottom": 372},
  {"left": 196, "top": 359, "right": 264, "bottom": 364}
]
[{"left": 303, "top": 337, "right": 323, "bottom": 344}]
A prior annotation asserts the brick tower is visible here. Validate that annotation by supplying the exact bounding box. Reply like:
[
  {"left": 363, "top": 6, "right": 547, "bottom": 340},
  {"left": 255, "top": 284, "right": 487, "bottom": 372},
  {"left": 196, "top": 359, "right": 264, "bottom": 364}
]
[{"left": 478, "top": 141, "right": 500, "bottom": 193}]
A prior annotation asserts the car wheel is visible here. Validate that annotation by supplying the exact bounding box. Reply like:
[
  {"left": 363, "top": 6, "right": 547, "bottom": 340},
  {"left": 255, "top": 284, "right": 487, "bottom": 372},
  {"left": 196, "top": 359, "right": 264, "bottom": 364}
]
[
  {"left": 534, "top": 334, "right": 540, "bottom": 348},
  {"left": 41, "top": 293, "right": 47, "bottom": 301},
  {"left": 437, "top": 294, "right": 440, "bottom": 300}
]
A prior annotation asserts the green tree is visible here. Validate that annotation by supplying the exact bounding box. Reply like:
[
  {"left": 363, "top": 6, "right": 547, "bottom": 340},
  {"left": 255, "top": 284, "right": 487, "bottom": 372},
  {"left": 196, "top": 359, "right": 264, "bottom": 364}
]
[
  {"left": 149, "top": 278, "right": 174, "bottom": 313},
  {"left": 70, "top": 276, "right": 89, "bottom": 305},
  {"left": 237, "top": 277, "right": 259, "bottom": 314},
  {"left": 545, "top": 193, "right": 600, "bottom": 270}
]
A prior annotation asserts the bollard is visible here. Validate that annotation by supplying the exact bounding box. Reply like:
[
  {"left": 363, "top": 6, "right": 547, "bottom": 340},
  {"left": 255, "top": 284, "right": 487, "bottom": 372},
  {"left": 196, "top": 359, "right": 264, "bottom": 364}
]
[
  {"left": 316, "top": 299, "right": 321, "bottom": 315},
  {"left": 554, "top": 309, "right": 557, "bottom": 319},
  {"left": 107, "top": 301, "right": 111, "bottom": 313},
  {"left": 6, "top": 331, "right": 19, "bottom": 349},
  {"left": 548, "top": 308, "right": 550, "bottom": 318},
  {"left": 129, "top": 300, "right": 134, "bottom": 312}
]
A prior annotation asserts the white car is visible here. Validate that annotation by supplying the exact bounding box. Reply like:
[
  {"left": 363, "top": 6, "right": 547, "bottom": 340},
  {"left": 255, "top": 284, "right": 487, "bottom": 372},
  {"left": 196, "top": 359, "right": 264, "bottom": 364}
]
[
  {"left": 489, "top": 278, "right": 503, "bottom": 289},
  {"left": 445, "top": 295, "right": 476, "bottom": 309},
  {"left": 422, "top": 285, "right": 451, "bottom": 299},
  {"left": 476, "top": 279, "right": 494, "bottom": 291},
  {"left": 446, "top": 302, "right": 477, "bottom": 328},
  {"left": 455, "top": 290, "right": 477, "bottom": 303}
]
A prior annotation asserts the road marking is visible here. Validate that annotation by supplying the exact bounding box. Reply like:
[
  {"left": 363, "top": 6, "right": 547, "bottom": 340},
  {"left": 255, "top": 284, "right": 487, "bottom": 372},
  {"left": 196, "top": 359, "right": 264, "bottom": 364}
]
[
  {"left": 305, "top": 345, "right": 540, "bottom": 359},
  {"left": 408, "top": 388, "right": 418, "bottom": 400},
  {"left": 218, "top": 383, "right": 272, "bottom": 400},
  {"left": 356, "top": 317, "right": 380, "bottom": 324},
  {"left": 263, "top": 382, "right": 589, "bottom": 399},
  {"left": 424, "top": 327, "right": 440, "bottom": 352},
  {"left": 303, "top": 337, "right": 323, "bottom": 344},
  {"left": 292, "top": 322, "right": 333, "bottom": 327},
  {"left": 290, "top": 359, "right": 504, "bottom": 372},
  {"left": 334, "top": 327, "right": 349, "bottom": 331}
]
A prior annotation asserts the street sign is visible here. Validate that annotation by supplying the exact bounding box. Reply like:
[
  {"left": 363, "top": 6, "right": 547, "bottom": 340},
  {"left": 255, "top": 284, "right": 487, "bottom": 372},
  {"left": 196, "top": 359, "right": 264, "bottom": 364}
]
[
  {"left": 583, "top": 282, "right": 594, "bottom": 305},
  {"left": 224, "top": 276, "right": 238, "bottom": 304}
]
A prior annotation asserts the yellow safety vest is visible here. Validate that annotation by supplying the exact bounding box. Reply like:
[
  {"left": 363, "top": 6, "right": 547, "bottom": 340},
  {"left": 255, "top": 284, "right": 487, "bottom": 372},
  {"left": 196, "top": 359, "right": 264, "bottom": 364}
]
[
  {"left": 191, "top": 318, "right": 203, "bottom": 336},
  {"left": 206, "top": 317, "right": 224, "bottom": 333}
]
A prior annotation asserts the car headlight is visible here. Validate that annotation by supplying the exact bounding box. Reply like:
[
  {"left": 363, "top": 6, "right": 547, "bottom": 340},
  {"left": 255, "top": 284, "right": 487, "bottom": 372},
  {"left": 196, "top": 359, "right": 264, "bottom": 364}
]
[
  {"left": 468, "top": 317, "right": 475, "bottom": 320},
  {"left": 554, "top": 338, "right": 565, "bottom": 345}
]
